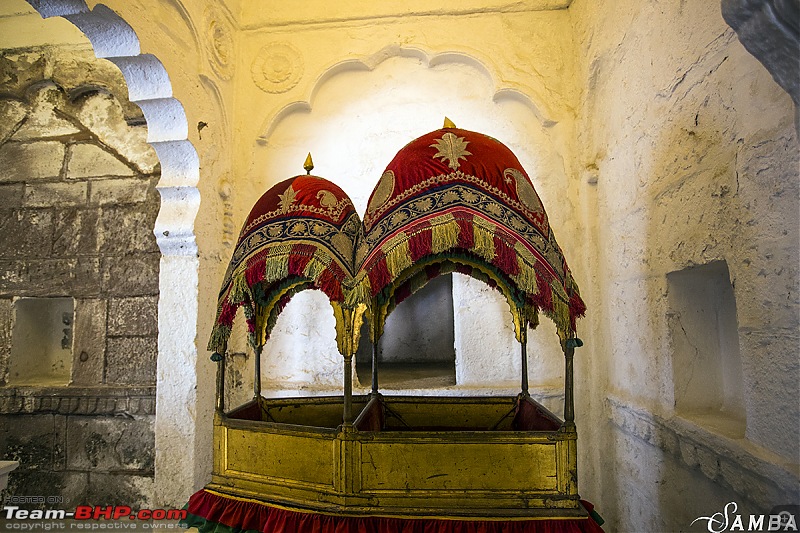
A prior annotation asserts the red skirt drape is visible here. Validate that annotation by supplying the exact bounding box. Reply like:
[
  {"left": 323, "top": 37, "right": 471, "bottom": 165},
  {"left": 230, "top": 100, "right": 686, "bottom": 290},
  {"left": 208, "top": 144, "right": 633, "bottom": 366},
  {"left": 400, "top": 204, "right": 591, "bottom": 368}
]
[{"left": 186, "top": 489, "right": 604, "bottom": 533}]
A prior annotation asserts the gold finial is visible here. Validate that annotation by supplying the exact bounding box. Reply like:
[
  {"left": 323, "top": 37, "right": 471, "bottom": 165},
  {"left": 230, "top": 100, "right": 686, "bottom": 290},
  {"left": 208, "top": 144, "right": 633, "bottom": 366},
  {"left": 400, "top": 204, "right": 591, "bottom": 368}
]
[
  {"left": 303, "top": 152, "right": 314, "bottom": 175},
  {"left": 443, "top": 117, "right": 456, "bottom": 128}
]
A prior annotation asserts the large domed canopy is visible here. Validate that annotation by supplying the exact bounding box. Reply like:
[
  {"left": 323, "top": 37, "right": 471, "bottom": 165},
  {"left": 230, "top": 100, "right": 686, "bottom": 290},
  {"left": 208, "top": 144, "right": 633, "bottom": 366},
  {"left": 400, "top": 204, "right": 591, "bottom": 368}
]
[
  {"left": 208, "top": 174, "right": 362, "bottom": 353},
  {"left": 356, "top": 126, "right": 585, "bottom": 341}
]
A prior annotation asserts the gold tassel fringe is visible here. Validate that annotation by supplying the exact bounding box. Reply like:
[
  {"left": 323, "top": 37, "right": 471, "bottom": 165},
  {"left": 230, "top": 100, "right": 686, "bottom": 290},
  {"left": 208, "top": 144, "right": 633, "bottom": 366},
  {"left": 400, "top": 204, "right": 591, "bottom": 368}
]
[{"left": 430, "top": 214, "right": 458, "bottom": 254}]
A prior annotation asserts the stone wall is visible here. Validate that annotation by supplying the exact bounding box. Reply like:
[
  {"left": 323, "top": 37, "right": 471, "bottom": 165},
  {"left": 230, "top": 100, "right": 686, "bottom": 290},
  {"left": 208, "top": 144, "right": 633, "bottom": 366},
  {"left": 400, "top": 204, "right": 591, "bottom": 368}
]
[
  {"left": 0, "top": 46, "right": 160, "bottom": 507},
  {"left": 569, "top": 0, "right": 799, "bottom": 530}
]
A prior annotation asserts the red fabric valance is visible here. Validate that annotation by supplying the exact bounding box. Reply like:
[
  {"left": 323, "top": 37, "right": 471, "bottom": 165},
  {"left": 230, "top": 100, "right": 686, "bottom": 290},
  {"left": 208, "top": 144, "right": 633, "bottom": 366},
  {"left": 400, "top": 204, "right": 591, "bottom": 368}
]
[
  {"left": 186, "top": 489, "right": 604, "bottom": 533},
  {"left": 359, "top": 127, "right": 585, "bottom": 340},
  {"left": 208, "top": 175, "right": 362, "bottom": 353}
]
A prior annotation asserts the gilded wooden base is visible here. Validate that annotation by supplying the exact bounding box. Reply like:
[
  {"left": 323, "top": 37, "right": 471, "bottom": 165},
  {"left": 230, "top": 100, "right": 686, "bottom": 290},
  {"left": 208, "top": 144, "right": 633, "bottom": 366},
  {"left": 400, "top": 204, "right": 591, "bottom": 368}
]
[{"left": 210, "top": 395, "right": 583, "bottom": 520}]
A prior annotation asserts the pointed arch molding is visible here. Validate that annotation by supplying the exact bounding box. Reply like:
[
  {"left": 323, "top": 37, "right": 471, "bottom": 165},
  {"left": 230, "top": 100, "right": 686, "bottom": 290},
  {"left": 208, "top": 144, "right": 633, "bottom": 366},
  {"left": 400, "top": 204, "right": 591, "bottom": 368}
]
[
  {"left": 27, "top": 0, "right": 204, "bottom": 507},
  {"left": 257, "top": 46, "right": 559, "bottom": 144},
  {"left": 27, "top": 0, "right": 201, "bottom": 257}
]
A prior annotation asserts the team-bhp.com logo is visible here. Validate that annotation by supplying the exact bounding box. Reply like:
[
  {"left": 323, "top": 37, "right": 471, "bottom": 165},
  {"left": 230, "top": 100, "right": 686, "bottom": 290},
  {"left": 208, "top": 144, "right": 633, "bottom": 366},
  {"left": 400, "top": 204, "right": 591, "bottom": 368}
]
[
  {"left": 3, "top": 505, "right": 187, "bottom": 521},
  {"left": 691, "top": 502, "right": 798, "bottom": 532}
]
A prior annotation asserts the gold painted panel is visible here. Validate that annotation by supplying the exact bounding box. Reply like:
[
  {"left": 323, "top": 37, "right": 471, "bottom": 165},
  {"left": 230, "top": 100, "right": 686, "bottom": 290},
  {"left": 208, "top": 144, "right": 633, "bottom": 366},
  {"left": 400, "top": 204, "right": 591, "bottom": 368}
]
[
  {"left": 359, "top": 440, "right": 558, "bottom": 492},
  {"left": 225, "top": 428, "right": 335, "bottom": 487},
  {"left": 381, "top": 398, "right": 517, "bottom": 430}
]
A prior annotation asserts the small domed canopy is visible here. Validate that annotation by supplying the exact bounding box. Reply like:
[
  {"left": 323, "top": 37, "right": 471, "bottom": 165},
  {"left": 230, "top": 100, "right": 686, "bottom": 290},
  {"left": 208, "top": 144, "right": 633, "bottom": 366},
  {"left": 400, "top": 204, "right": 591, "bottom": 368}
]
[
  {"left": 208, "top": 175, "right": 363, "bottom": 353},
  {"left": 357, "top": 126, "right": 585, "bottom": 341}
]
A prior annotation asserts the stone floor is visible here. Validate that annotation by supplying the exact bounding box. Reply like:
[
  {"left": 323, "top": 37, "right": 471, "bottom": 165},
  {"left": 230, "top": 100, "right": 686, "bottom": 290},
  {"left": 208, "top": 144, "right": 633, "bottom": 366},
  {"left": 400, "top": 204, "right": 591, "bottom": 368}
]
[{"left": 355, "top": 362, "right": 456, "bottom": 389}]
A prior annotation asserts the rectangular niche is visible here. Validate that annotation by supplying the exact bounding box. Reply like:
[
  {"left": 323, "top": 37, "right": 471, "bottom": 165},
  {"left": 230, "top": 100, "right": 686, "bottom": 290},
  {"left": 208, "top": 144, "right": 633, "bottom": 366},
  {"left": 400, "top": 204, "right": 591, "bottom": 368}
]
[
  {"left": 667, "top": 261, "right": 745, "bottom": 436},
  {"left": 356, "top": 274, "right": 456, "bottom": 389},
  {"left": 8, "top": 297, "right": 74, "bottom": 386}
]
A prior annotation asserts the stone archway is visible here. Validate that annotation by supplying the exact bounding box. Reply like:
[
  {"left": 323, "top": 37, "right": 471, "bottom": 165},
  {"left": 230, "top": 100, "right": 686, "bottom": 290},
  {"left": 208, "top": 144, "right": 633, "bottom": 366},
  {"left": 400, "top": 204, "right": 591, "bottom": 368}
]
[{"left": 26, "top": 0, "right": 202, "bottom": 507}]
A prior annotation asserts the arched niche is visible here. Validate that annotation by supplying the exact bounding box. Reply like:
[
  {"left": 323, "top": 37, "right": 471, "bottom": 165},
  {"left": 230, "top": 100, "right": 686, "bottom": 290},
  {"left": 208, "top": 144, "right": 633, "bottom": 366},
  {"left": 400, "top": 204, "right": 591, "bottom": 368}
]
[{"left": 252, "top": 51, "right": 570, "bottom": 398}]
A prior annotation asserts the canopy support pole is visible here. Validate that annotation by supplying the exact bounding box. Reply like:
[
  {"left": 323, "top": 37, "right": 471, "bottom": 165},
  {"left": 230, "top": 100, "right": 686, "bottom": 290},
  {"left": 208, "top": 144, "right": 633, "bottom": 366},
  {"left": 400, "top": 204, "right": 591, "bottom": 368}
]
[
  {"left": 371, "top": 341, "right": 379, "bottom": 395},
  {"left": 562, "top": 338, "right": 581, "bottom": 430},
  {"left": 254, "top": 345, "right": 262, "bottom": 399},
  {"left": 371, "top": 336, "right": 381, "bottom": 396},
  {"left": 370, "top": 306, "right": 381, "bottom": 397},
  {"left": 516, "top": 308, "right": 529, "bottom": 397},
  {"left": 215, "top": 355, "right": 225, "bottom": 413},
  {"left": 521, "top": 340, "right": 529, "bottom": 397},
  {"left": 564, "top": 344, "right": 574, "bottom": 426},
  {"left": 343, "top": 354, "right": 353, "bottom": 426}
]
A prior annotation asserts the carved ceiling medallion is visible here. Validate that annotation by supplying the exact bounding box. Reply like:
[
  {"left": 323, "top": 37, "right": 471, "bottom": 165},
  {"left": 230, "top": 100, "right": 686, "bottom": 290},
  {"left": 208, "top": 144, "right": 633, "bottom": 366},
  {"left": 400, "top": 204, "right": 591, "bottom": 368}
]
[{"left": 251, "top": 42, "right": 304, "bottom": 94}]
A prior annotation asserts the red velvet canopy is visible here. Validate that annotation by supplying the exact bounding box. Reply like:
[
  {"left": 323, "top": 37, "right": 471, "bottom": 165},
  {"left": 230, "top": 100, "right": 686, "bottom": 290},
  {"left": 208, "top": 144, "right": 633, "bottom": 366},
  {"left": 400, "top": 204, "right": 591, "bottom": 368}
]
[
  {"left": 209, "top": 127, "right": 586, "bottom": 352},
  {"left": 208, "top": 175, "right": 362, "bottom": 353},
  {"left": 356, "top": 127, "right": 585, "bottom": 341}
]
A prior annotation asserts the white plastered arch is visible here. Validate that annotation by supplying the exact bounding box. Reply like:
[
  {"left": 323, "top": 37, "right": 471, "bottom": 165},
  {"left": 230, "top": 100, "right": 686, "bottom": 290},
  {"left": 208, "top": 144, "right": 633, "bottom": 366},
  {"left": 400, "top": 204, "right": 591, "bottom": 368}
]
[
  {"left": 27, "top": 0, "right": 201, "bottom": 507},
  {"left": 257, "top": 45, "right": 558, "bottom": 144}
]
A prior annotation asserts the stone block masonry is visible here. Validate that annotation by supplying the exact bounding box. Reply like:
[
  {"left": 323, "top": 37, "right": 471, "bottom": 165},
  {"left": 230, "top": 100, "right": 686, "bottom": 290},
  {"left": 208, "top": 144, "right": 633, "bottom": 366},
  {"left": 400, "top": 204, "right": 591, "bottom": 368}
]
[{"left": 0, "top": 46, "right": 160, "bottom": 508}]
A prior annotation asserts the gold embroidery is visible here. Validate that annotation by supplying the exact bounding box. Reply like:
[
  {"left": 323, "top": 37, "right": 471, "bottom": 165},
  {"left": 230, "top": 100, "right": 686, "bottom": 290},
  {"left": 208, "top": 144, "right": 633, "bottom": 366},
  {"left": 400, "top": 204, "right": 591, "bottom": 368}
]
[
  {"left": 355, "top": 241, "right": 369, "bottom": 268},
  {"left": 390, "top": 211, "right": 409, "bottom": 227},
  {"left": 367, "top": 170, "right": 395, "bottom": 215},
  {"left": 505, "top": 168, "right": 544, "bottom": 215},
  {"left": 485, "top": 203, "right": 503, "bottom": 216},
  {"left": 224, "top": 211, "right": 362, "bottom": 289},
  {"left": 317, "top": 189, "right": 338, "bottom": 208},
  {"left": 460, "top": 188, "right": 479, "bottom": 203},
  {"left": 363, "top": 170, "right": 549, "bottom": 236},
  {"left": 243, "top": 196, "right": 354, "bottom": 236},
  {"left": 330, "top": 232, "right": 353, "bottom": 264},
  {"left": 441, "top": 190, "right": 460, "bottom": 204},
  {"left": 361, "top": 183, "right": 564, "bottom": 280},
  {"left": 413, "top": 197, "right": 433, "bottom": 212},
  {"left": 430, "top": 132, "right": 472, "bottom": 170},
  {"left": 278, "top": 185, "right": 297, "bottom": 212}
]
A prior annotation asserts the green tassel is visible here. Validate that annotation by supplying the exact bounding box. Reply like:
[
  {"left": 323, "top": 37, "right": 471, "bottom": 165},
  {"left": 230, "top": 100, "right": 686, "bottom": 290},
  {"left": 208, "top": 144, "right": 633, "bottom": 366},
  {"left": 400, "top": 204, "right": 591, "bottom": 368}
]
[
  {"left": 546, "top": 295, "right": 571, "bottom": 341},
  {"left": 207, "top": 325, "right": 231, "bottom": 353},
  {"left": 263, "top": 250, "right": 290, "bottom": 285},
  {"left": 525, "top": 304, "right": 540, "bottom": 330},
  {"left": 228, "top": 272, "right": 250, "bottom": 305},
  {"left": 346, "top": 278, "right": 371, "bottom": 308},
  {"left": 566, "top": 338, "right": 584, "bottom": 349},
  {"left": 512, "top": 243, "right": 538, "bottom": 294},
  {"left": 303, "top": 249, "right": 330, "bottom": 282}
]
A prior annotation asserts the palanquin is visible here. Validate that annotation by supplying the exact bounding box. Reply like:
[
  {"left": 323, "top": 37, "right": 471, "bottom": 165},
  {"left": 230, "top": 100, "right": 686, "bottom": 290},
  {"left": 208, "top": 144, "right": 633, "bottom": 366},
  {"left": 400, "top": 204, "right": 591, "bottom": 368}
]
[{"left": 185, "top": 122, "right": 601, "bottom": 532}]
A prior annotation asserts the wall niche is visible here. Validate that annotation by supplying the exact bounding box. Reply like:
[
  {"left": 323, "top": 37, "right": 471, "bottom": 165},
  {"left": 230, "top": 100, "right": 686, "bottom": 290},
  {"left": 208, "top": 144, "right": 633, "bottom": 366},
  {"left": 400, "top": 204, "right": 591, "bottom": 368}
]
[
  {"left": 667, "top": 260, "right": 746, "bottom": 437},
  {"left": 8, "top": 297, "right": 74, "bottom": 386}
]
